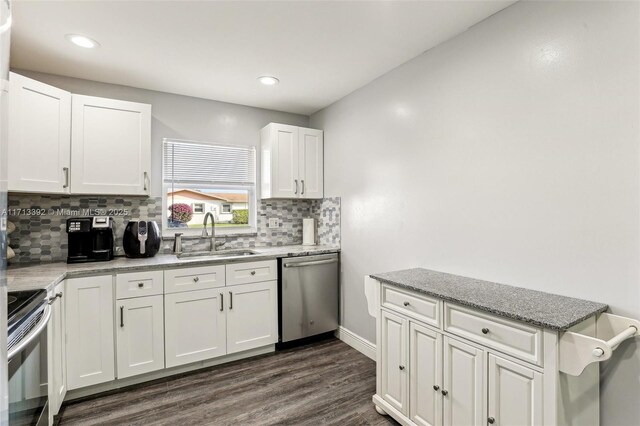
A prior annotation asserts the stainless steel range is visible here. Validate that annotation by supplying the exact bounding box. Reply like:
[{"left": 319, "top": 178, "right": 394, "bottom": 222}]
[{"left": 7, "top": 290, "right": 50, "bottom": 426}]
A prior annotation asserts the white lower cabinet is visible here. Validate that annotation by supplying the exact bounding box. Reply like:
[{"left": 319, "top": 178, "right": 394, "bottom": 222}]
[
  {"left": 488, "top": 354, "right": 542, "bottom": 426},
  {"left": 376, "top": 307, "right": 543, "bottom": 426},
  {"left": 164, "top": 289, "right": 227, "bottom": 368},
  {"left": 226, "top": 280, "right": 278, "bottom": 354},
  {"left": 409, "top": 322, "right": 441, "bottom": 426},
  {"left": 443, "top": 336, "right": 484, "bottom": 426},
  {"left": 65, "top": 275, "right": 115, "bottom": 390},
  {"left": 48, "top": 282, "right": 66, "bottom": 419},
  {"left": 116, "top": 295, "right": 165, "bottom": 379},
  {"left": 380, "top": 309, "right": 408, "bottom": 415}
]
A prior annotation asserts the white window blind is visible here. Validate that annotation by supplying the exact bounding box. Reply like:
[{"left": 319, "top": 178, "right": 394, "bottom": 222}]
[{"left": 163, "top": 139, "right": 256, "bottom": 185}]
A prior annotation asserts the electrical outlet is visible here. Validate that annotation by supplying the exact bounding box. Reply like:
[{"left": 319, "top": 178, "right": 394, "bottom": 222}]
[{"left": 268, "top": 218, "right": 279, "bottom": 228}]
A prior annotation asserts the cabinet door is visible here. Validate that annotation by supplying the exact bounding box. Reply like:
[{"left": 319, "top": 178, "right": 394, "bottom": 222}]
[
  {"left": 65, "top": 275, "right": 115, "bottom": 390},
  {"left": 226, "top": 281, "right": 277, "bottom": 354},
  {"left": 443, "top": 336, "right": 484, "bottom": 426},
  {"left": 380, "top": 309, "right": 408, "bottom": 415},
  {"left": 267, "top": 123, "right": 299, "bottom": 198},
  {"left": 71, "top": 95, "right": 151, "bottom": 195},
  {"left": 164, "top": 289, "right": 226, "bottom": 368},
  {"left": 299, "top": 127, "right": 323, "bottom": 199},
  {"left": 410, "top": 322, "right": 442, "bottom": 426},
  {"left": 488, "top": 355, "right": 542, "bottom": 426},
  {"left": 48, "top": 282, "right": 66, "bottom": 417},
  {"left": 8, "top": 72, "right": 71, "bottom": 193},
  {"left": 116, "top": 295, "right": 165, "bottom": 379}
]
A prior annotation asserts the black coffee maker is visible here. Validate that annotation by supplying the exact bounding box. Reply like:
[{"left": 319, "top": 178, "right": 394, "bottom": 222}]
[{"left": 66, "top": 216, "right": 115, "bottom": 263}]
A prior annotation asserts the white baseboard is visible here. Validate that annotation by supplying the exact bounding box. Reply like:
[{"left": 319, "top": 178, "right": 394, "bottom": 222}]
[{"left": 335, "top": 326, "right": 376, "bottom": 361}]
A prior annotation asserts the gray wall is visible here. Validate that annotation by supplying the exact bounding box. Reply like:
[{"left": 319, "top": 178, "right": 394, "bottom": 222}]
[
  {"left": 12, "top": 69, "right": 309, "bottom": 197},
  {"left": 310, "top": 1, "right": 639, "bottom": 425}
]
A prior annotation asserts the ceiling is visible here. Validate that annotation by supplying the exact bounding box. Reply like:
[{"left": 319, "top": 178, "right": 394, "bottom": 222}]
[{"left": 11, "top": 1, "right": 516, "bottom": 115}]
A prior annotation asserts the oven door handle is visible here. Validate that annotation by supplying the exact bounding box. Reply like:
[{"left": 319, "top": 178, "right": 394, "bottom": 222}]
[{"left": 7, "top": 303, "right": 52, "bottom": 362}]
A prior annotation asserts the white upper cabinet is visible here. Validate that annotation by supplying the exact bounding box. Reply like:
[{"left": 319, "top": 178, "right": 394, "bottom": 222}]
[
  {"left": 71, "top": 95, "right": 151, "bottom": 195},
  {"left": 261, "top": 123, "right": 323, "bottom": 199},
  {"left": 7, "top": 73, "right": 152, "bottom": 196},
  {"left": 298, "top": 127, "right": 324, "bottom": 199},
  {"left": 8, "top": 72, "right": 71, "bottom": 193}
]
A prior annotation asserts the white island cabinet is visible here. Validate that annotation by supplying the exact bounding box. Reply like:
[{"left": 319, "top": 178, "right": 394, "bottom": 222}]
[{"left": 366, "top": 269, "right": 640, "bottom": 426}]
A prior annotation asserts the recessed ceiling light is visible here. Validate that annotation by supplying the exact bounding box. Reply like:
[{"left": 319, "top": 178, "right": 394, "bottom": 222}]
[
  {"left": 65, "top": 34, "right": 100, "bottom": 49},
  {"left": 258, "top": 76, "right": 279, "bottom": 86}
]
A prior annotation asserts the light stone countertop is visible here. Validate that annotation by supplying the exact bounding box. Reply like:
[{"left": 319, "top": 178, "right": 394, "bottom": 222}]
[
  {"left": 7, "top": 245, "right": 340, "bottom": 293},
  {"left": 370, "top": 268, "right": 608, "bottom": 331}
]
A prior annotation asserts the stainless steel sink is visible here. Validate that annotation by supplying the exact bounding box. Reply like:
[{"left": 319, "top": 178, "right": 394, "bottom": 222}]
[{"left": 177, "top": 249, "right": 259, "bottom": 259}]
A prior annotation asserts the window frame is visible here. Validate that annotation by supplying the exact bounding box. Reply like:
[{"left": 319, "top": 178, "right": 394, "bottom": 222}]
[
  {"left": 162, "top": 138, "right": 257, "bottom": 237},
  {"left": 222, "top": 204, "right": 232, "bottom": 213},
  {"left": 192, "top": 203, "right": 205, "bottom": 214}
]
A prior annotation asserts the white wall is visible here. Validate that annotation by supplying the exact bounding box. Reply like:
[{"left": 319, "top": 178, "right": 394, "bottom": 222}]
[
  {"left": 310, "top": 1, "right": 640, "bottom": 424},
  {"left": 11, "top": 69, "right": 309, "bottom": 197}
]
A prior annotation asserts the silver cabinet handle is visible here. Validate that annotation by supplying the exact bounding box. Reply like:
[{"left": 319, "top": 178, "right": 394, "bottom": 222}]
[
  {"left": 193, "top": 276, "right": 200, "bottom": 283},
  {"left": 283, "top": 258, "right": 338, "bottom": 268},
  {"left": 229, "top": 291, "right": 233, "bottom": 310},
  {"left": 294, "top": 179, "right": 298, "bottom": 195},
  {"left": 219, "top": 293, "right": 224, "bottom": 312},
  {"left": 250, "top": 271, "right": 256, "bottom": 276},
  {"left": 48, "top": 292, "right": 63, "bottom": 304},
  {"left": 120, "top": 306, "right": 124, "bottom": 327},
  {"left": 63, "top": 167, "right": 69, "bottom": 189},
  {"left": 8, "top": 304, "right": 52, "bottom": 361},
  {"left": 138, "top": 282, "right": 144, "bottom": 288},
  {"left": 482, "top": 328, "right": 490, "bottom": 334},
  {"left": 403, "top": 301, "right": 410, "bottom": 306},
  {"left": 301, "top": 179, "right": 305, "bottom": 195},
  {"left": 399, "top": 365, "right": 405, "bottom": 371},
  {"left": 143, "top": 171, "right": 148, "bottom": 191}
]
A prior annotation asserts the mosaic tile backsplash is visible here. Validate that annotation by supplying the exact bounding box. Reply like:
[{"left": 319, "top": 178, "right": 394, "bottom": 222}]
[{"left": 7, "top": 194, "right": 340, "bottom": 264}]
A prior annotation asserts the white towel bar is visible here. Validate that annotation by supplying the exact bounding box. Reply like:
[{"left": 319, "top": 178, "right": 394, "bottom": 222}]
[{"left": 559, "top": 312, "right": 640, "bottom": 376}]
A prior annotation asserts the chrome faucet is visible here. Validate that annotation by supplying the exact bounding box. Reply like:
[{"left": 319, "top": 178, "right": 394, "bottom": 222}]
[{"left": 202, "top": 212, "right": 216, "bottom": 252}]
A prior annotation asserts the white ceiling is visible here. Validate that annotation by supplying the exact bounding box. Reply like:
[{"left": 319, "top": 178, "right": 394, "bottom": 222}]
[{"left": 11, "top": 1, "right": 516, "bottom": 115}]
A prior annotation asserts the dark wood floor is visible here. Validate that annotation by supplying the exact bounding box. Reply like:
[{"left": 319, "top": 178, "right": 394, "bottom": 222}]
[{"left": 59, "top": 338, "right": 399, "bottom": 426}]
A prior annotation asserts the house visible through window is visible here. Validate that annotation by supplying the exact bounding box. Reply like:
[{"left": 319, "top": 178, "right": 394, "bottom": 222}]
[{"left": 163, "top": 138, "right": 256, "bottom": 234}]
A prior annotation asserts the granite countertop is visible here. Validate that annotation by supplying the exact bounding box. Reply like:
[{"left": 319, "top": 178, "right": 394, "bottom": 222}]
[
  {"left": 7, "top": 245, "right": 340, "bottom": 292},
  {"left": 370, "top": 268, "right": 608, "bottom": 331}
]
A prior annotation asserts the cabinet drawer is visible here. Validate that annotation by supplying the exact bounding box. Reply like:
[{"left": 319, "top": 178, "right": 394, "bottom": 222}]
[
  {"left": 382, "top": 284, "right": 440, "bottom": 328},
  {"left": 226, "top": 260, "right": 277, "bottom": 286},
  {"left": 164, "top": 265, "right": 226, "bottom": 294},
  {"left": 444, "top": 303, "right": 543, "bottom": 366},
  {"left": 116, "top": 270, "right": 163, "bottom": 299}
]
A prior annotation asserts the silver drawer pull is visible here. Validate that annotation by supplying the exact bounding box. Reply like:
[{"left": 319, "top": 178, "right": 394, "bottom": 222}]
[
  {"left": 138, "top": 282, "right": 144, "bottom": 288},
  {"left": 193, "top": 277, "right": 200, "bottom": 283},
  {"left": 482, "top": 328, "right": 490, "bottom": 334},
  {"left": 399, "top": 365, "right": 405, "bottom": 371},
  {"left": 403, "top": 301, "right": 410, "bottom": 306},
  {"left": 250, "top": 271, "right": 256, "bottom": 276}
]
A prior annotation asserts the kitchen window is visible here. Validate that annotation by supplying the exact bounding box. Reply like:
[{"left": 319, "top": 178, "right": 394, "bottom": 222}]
[{"left": 163, "top": 138, "right": 257, "bottom": 236}]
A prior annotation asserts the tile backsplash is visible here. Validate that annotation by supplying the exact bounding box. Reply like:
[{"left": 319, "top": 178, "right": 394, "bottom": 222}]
[{"left": 7, "top": 194, "right": 340, "bottom": 264}]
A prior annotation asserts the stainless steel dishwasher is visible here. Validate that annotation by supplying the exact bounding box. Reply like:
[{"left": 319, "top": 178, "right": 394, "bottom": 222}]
[{"left": 280, "top": 254, "right": 339, "bottom": 343}]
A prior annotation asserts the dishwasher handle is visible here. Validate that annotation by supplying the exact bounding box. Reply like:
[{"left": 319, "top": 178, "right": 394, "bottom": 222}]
[{"left": 283, "top": 258, "right": 338, "bottom": 268}]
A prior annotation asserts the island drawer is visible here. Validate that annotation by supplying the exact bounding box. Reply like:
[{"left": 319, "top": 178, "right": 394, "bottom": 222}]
[
  {"left": 444, "top": 302, "right": 543, "bottom": 365},
  {"left": 116, "top": 270, "right": 163, "bottom": 299},
  {"left": 164, "top": 265, "right": 226, "bottom": 294},
  {"left": 226, "top": 260, "right": 277, "bottom": 286},
  {"left": 381, "top": 284, "right": 440, "bottom": 328}
]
